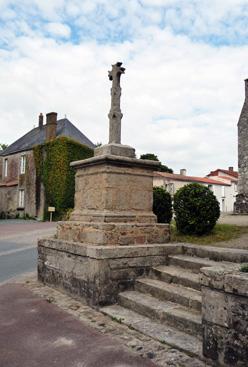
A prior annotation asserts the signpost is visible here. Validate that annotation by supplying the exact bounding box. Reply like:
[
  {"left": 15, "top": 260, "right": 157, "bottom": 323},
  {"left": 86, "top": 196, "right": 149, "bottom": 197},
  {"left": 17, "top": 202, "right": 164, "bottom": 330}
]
[{"left": 48, "top": 206, "right": 55, "bottom": 222}]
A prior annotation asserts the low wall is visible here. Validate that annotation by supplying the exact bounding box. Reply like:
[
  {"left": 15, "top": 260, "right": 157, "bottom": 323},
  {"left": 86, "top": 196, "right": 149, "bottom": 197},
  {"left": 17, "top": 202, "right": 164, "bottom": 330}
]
[
  {"left": 201, "top": 265, "right": 248, "bottom": 366},
  {"left": 38, "top": 238, "right": 181, "bottom": 306}
]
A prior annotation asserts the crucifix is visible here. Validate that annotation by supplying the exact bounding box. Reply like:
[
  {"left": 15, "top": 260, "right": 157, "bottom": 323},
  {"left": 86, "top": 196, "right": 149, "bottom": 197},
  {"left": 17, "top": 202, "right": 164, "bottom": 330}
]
[{"left": 108, "top": 62, "right": 125, "bottom": 144}]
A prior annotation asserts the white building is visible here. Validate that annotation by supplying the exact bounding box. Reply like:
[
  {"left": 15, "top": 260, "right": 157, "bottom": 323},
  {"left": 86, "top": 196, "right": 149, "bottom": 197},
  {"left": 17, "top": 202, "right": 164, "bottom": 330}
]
[{"left": 154, "top": 168, "right": 236, "bottom": 213}]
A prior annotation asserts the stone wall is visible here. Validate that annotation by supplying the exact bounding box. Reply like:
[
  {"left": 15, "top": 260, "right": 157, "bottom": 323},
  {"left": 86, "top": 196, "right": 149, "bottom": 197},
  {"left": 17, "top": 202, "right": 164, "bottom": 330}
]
[{"left": 201, "top": 265, "right": 248, "bottom": 366}]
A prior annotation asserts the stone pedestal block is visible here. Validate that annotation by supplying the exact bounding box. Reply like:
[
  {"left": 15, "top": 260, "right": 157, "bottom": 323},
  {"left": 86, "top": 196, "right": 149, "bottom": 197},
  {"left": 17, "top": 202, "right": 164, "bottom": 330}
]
[
  {"left": 70, "top": 154, "right": 159, "bottom": 224},
  {"left": 201, "top": 265, "right": 248, "bottom": 366}
]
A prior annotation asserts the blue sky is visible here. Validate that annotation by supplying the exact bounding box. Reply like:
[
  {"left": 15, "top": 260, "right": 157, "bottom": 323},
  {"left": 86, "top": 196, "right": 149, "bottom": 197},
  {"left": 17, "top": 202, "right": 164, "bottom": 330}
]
[{"left": 1, "top": 0, "right": 248, "bottom": 175}]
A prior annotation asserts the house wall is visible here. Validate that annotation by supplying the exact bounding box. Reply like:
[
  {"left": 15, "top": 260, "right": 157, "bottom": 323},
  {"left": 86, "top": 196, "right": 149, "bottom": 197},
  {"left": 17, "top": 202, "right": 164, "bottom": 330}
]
[{"left": 0, "top": 150, "right": 40, "bottom": 218}]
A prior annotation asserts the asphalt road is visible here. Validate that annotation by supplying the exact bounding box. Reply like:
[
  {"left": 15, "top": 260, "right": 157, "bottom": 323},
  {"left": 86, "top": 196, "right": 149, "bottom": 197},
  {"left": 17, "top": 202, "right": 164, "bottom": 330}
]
[{"left": 0, "top": 220, "right": 56, "bottom": 284}]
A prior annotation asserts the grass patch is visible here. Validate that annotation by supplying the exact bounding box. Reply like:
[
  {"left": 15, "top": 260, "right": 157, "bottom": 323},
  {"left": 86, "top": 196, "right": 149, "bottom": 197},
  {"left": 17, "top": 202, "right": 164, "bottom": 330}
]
[{"left": 171, "top": 222, "right": 248, "bottom": 245}]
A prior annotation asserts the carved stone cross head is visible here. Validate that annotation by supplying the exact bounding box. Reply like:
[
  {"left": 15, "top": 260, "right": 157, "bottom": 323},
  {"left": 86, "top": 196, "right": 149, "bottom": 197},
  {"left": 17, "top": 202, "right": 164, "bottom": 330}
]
[{"left": 108, "top": 62, "right": 125, "bottom": 84}]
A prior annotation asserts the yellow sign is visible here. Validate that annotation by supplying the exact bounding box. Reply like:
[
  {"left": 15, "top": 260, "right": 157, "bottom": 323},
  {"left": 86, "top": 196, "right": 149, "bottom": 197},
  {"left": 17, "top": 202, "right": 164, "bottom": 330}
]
[{"left": 48, "top": 207, "right": 55, "bottom": 212}]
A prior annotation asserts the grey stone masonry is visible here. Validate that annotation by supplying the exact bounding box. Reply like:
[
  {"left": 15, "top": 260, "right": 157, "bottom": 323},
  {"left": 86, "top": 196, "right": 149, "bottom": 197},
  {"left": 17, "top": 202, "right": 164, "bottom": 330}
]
[
  {"left": 234, "top": 79, "right": 248, "bottom": 214},
  {"left": 201, "top": 265, "right": 248, "bottom": 366}
]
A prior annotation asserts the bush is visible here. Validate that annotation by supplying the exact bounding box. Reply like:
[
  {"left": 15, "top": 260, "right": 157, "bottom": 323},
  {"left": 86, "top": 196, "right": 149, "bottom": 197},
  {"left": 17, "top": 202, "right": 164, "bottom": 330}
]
[
  {"left": 173, "top": 183, "right": 220, "bottom": 235},
  {"left": 153, "top": 187, "right": 172, "bottom": 223},
  {"left": 240, "top": 264, "right": 248, "bottom": 273}
]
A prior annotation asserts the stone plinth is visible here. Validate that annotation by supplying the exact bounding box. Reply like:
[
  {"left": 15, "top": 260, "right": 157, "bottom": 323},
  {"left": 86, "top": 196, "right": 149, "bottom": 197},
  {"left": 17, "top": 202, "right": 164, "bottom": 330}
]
[
  {"left": 94, "top": 143, "right": 135, "bottom": 158},
  {"left": 38, "top": 239, "right": 180, "bottom": 305},
  {"left": 201, "top": 265, "right": 248, "bottom": 366}
]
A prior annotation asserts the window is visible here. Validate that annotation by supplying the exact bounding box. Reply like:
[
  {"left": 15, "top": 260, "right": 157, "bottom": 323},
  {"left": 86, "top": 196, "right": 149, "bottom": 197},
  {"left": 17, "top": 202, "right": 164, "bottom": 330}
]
[
  {"left": 18, "top": 189, "right": 25, "bottom": 208},
  {"left": 4, "top": 158, "right": 8, "bottom": 177},
  {"left": 20, "top": 155, "right": 26, "bottom": 174}
]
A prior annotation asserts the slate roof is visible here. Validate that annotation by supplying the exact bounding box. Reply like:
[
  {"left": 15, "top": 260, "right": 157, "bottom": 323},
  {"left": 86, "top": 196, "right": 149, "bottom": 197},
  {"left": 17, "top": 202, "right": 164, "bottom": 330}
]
[{"left": 1, "top": 118, "right": 95, "bottom": 156}]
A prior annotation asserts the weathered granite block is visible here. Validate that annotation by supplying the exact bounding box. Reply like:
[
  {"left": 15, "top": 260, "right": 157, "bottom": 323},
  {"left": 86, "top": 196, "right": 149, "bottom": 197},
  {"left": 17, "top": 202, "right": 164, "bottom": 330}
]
[
  {"left": 56, "top": 221, "right": 170, "bottom": 246},
  {"left": 38, "top": 239, "right": 181, "bottom": 305},
  {"left": 70, "top": 154, "right": 160, "bottom": 224},
  {"left": 201, "top": 265, "right": 248, "bottom": 366}
]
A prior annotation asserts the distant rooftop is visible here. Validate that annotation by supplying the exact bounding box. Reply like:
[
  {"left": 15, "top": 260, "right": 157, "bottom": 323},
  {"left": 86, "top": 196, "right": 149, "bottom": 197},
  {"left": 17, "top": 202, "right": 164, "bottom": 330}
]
[
  {"left": 154, "top": 171, "right": 231, "bottom": 186},
  {"left": 1, "top": 118, "right": 95, "bottom": 156},
  {"left": 207, "top": 168, "right": 238, "bottom": 179}
]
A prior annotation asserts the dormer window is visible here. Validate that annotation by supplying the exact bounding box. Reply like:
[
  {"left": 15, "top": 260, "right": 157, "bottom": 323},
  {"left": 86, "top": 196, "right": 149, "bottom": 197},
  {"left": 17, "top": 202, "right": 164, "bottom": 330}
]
[
  {"left": 20, "top": 155, "right": 26, "bottom": 174},
  {"left": 4, "top": 158, "right": 8, "bottom": 177}
]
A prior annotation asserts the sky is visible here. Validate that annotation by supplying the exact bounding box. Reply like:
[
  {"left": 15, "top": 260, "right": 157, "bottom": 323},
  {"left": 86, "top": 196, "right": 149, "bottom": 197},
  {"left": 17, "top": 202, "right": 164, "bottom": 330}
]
[{"left": 0, "top": 0, "right": 248, "bottom": 176}]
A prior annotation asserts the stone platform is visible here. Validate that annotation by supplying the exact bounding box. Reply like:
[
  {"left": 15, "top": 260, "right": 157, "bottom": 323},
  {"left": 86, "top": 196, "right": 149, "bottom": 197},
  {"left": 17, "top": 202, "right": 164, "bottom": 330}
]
[{"left": 38, "top": 240, "right": 177, "bottom": 306}]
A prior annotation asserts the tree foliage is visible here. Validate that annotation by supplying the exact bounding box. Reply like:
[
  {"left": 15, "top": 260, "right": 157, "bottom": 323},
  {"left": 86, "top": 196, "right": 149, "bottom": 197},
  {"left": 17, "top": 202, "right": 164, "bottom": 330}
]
[
  {"left": 173, "top": 183, "right": 220, "bottom": 235},
  {"left": 153, "top": 186, "right": 172, "bottom": 223},
  {"left": 140, "top": 153, "right": 173, "bottom": 173},
  {"left": 0, "top": 143, "right": 8, "bottom": 150}
]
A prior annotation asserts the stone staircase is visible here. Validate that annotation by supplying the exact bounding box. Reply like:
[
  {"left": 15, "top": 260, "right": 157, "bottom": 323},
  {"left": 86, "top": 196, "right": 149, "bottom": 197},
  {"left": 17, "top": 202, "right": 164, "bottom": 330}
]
[{"left": 101, "top": 251, "right": 233, "bottom": 358}]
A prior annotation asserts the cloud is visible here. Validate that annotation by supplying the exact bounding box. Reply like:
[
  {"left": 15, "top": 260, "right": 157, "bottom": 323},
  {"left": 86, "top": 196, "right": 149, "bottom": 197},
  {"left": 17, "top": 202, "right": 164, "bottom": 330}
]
[
  {"left": 0, "top": 0, "right": 248, "bottom": 177},
  {"left": 46, "top": 22, "right": 71, "bottom": 38}
]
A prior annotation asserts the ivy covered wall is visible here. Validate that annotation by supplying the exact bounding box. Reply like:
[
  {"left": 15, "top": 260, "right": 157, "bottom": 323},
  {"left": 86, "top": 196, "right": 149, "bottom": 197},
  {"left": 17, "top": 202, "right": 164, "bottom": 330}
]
[{"left": 34, "top": 137, "right": 93, "bottom": 220}]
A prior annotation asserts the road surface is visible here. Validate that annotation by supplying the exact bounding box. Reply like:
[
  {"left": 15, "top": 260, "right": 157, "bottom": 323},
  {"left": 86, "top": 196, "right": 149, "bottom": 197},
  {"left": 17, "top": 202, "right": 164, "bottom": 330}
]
[{"left": 0, "top": 220, "right": 56, "bottom": 283}]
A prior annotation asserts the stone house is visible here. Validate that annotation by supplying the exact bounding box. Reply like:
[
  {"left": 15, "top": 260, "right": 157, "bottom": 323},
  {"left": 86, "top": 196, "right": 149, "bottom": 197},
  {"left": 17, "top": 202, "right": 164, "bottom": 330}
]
[
  {"left": 153, "top": 168, "right": 235, "bottom": 212},
  {"left": 0, "top": 112, "right": 95, "bottom": 219}
]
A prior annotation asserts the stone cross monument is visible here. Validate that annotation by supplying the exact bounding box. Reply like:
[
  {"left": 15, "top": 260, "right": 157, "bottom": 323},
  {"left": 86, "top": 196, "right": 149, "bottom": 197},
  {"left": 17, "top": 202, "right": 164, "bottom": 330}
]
[
  {"left": 95, "top": 62, "right": 135, "bottom": 158},
  {"left": 38, "top": 62, "right": 170, "bottom": 306},
  {"left": 108, "top": 62, "right": 125, "bottom": 144},
  {"left": 234, "top": 79, "right": 248, "bottom": 214}
]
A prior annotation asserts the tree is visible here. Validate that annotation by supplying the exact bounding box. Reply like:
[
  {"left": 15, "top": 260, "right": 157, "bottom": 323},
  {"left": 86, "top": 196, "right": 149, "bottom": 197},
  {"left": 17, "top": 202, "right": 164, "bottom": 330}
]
[
  {"left": 140, "top": 153, "right": 173, "bottom": 173},
  {"left": 0, "top": 144, "right": 8, "bottom": 150}
]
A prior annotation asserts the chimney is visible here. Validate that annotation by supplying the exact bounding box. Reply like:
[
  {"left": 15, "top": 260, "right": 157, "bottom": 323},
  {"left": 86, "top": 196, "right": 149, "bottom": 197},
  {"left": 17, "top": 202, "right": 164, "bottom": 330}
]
[
  {"left": 46, "top": 112, "right": 57, "bottom": 141},
  {"left": 245, "top": 79, "right": 248, "bottom": 99},
  {"left": 229, "top": 166, "right": 234, "bottom": 172},
  {"left": 180, "top": 169, "right": 187, "bottom": 176},
  {"left": 38, "top": 113, "right": 43, "bottom": 129}
]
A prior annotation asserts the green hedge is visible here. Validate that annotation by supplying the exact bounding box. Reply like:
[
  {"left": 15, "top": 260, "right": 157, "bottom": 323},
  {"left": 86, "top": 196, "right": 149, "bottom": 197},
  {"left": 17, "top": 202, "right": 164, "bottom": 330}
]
[
  {"left": 34, "top": 137, "right": 93, "bottom": 220},
  {"left": 173, "top": 183, "right": 220, "bottom": 235},
  {"left": 153, "top": 186, "right": 173, "bottom": 223}
]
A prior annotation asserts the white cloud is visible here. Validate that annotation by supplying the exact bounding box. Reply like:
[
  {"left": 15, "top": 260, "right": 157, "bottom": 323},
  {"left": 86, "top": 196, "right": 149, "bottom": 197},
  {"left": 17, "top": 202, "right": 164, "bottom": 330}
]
[{"left": 46, "top": 22, "right": 71, "bottom": 38}]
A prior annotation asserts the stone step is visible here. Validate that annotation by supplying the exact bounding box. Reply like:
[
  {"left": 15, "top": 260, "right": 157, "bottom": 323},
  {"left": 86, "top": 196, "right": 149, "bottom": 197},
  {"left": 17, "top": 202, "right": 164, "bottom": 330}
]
[
  {"left": 135, "top": 278, "right": 202, "bottom": 311},
  {"left": 151, "top": 265, "right": 201, "bottom": 291},
  {"left": 101, "top": 304, "right": 203, "bottom": 358},
  {"left": 168, "top": 254, "right": 219, "bottom": 273},
  {"left": 118, "top": 290, "right": 202, "bottom": 337},
  {"left": 182, "top": 243, "right": 248, "bottom": 263}
]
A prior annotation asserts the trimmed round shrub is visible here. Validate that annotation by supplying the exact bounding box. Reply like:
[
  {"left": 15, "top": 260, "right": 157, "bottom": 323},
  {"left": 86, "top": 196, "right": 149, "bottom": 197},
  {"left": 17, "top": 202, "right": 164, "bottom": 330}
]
[
  {"left": 173, "top": 183, "right": 220, "bottom": 235},
  {"left": 153, "top": 187, "right": 173, "bottom": 223}
]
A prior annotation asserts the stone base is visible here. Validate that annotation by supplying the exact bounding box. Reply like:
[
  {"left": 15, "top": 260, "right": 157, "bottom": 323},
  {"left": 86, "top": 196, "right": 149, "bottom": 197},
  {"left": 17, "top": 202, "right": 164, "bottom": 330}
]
[
  {"left": 56, "top": 221, "right": 170, "bottom": 246},
  {"left": 94, "top": 143, "right": 135, "bottom": 158},
  {"left": 38, "top": 238, "right": 181, "bottom": 306},
  {"left": 234, "top": 194, "right": 248, "bottom": 214}
]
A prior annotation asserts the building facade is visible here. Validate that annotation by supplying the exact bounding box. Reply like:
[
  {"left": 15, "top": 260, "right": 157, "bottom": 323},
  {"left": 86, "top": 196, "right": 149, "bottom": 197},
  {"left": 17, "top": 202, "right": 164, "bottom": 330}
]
[
  {"left": 0, "top": 112, "right": 95, "bottom": 219},
  {"left": 154, "top": 168, "right": 236, "bottom": 213}
]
